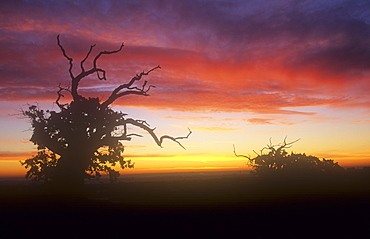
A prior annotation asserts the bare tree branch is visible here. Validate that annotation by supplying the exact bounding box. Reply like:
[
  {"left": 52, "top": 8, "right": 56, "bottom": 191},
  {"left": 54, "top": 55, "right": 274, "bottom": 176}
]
[
  {"left": 57, "top": 35, "right": 74, "bottom": 79},
  {"left": 81, "top": 44, "right": 96, "bottom": 72},
  {"left": 124, "top": 118, "right": 191, "bottom": 149},
  {"left": 234, "top": 137, "right": 300, "bottom": 160},
  {"left": 56, "top": 83, "right": 70, "bottom": 110},
  {"left": 57, "top": 35, "right": 158, "bottom": 105},
  {"left": 57, "top": 35, "right": 125, "bottom": 101},
  {"left": 93, "top": 43, "right": 124, "bottom": 70},
  {"left": 101, "top": 65, "right": 161, "bottom": 108},
  {"left": 126, "top": 133, "right": 143, "bottom": 138},
  {"left": 233, "top": 144, "right": 251, "bottom": 159},
  {"left": 275, "top": 136, "right": 300, "bottom": 152},
  {"left": 253, "top": 150, "right": 261, "bottom": 156},
  {"left": 96, "top": 69, "right": 107, "bottom": 81}
]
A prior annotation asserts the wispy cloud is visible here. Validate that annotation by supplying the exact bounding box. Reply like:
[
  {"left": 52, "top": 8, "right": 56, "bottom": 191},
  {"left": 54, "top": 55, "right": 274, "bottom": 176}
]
[
  {"left": 246, "top": 118, "right": 274, "bottom": 125},
  {"left": 350, "top": 119, "right": 370, "bottom": 124},
  {"left": 163, "top": 115, "right": 213, "bottom": 121},
  {"left": 193, "top": 127, "right": 239, "bottom": 132}
]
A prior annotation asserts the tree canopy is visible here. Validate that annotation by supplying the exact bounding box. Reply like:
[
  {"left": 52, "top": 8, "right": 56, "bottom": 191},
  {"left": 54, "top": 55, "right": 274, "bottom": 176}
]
[{"left": 21, "top": 35, "right": 191, "bottom": 189}]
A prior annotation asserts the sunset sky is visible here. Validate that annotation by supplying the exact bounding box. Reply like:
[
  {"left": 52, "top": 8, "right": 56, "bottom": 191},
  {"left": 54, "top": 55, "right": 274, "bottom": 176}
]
[{"left": 0, "top": 0, "right": 369, "bottom": 177}]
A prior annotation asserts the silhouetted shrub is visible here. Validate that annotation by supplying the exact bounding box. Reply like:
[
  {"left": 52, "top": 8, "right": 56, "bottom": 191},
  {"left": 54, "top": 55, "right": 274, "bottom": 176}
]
[{"left": 234, "top": 137, "right": 344, "bottom": 178}]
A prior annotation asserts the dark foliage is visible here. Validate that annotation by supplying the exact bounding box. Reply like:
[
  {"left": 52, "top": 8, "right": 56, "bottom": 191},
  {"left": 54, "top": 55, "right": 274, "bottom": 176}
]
[
  {"left": 22, "top": 99, "right": 134, "bottom": 183},
  {"left": 20, "top": 150, "right": 58, "bottom": 183}
]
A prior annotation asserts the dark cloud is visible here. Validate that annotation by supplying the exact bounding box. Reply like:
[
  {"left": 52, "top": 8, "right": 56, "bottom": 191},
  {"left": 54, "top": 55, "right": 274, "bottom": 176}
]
[{"left": 288, "top": 43, "right": 370, "bottom": 81}]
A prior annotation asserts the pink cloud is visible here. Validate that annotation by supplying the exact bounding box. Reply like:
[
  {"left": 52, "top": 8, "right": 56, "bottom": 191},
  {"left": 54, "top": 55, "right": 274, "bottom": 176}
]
[{"left": 246, "top": 118, "right": 274, "bottom": 125}]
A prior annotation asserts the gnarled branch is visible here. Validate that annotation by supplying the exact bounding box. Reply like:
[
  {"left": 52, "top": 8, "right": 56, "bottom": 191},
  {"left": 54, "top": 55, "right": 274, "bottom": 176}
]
[
  {"left": 57, "top": 35, "right": 74, "bottom": 79},
  {"left": 235, "top": 137, "right": 300, "bottom": 160},
  {"left": 233, "top": 144, "right": 251, "bottom": 159},
  {"left": 262, "top": 136, "right": 300, "bottom": 155},
  {"left": 81, "top": 44, "right": 96, "bottom": 72},
  {"left": 124, "top": 118, "right": 191, "bottom": 149},
  {"left": 57, "top": 35, "right": 124, "bottom": 101},
  {"left": 101, "top": 65, "right": 161, "bottom": 108},
  {"left": 93, "top": 43, "right": 124, "bottom": 70},
  {"left": 56, "top": 83, "right": 70, "bottom": 110}
]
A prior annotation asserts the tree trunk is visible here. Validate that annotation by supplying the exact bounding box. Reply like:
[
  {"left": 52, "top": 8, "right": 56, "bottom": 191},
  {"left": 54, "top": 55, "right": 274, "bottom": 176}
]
[{"left": 50, "top": 150, "right": 91, "bottom": 198}]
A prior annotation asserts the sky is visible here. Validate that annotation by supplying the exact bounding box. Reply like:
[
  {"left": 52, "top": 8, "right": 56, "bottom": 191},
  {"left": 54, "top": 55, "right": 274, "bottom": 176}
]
[{"left": 0, "top": 0, "right": 369, "bottom": 177}]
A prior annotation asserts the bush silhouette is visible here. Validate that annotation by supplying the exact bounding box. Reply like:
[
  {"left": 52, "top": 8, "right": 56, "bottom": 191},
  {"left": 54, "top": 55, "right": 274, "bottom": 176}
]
[{"left": 234, "top": 137, "right": 344, "bottom": 178}]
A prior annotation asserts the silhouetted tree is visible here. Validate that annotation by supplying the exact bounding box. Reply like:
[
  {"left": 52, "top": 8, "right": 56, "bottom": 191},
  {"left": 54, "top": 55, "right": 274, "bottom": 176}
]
[
  {"left": 21, "top": 35, "right": 191, "bottom": 192},
  {"left": 234, "top": 137, "right": 343, "bottom": 177}
]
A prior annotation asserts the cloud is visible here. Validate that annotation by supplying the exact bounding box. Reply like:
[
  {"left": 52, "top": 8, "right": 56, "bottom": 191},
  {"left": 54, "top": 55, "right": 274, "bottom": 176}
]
[
  {"left": 163, "top": 115, "right": 213, "bottom": 121},
  {"left": 193, "top": 127, "right": 239, "bottom": 132},
  {"left": 350, "top": 119, "right": 370, "bottom": 124},
  {"left": 245, "top": 117, "right": 298, "bottom": 126},
  {"left": 0, "top": 0, "right": 369, "bottom": 115},
  {"left": 246, "top": 118, "right": 274, "bottom": 125}
]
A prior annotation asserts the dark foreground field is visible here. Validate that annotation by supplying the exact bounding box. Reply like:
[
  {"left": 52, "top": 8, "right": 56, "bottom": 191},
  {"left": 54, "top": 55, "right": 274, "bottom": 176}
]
[{"left": 0, "top": 172, "right": 369, "bottom": 238}]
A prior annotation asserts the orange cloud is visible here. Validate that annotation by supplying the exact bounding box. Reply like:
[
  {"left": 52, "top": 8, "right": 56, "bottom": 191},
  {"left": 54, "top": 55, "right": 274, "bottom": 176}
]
[
  {"left": 246, "top": 118, "right": 274, "bottom": 125},
  {"left": 350, "top": 120, "right": 370, "bottom": 124},
  {"left": 193, "top": 127, "right": 239, "bottom": 132}
]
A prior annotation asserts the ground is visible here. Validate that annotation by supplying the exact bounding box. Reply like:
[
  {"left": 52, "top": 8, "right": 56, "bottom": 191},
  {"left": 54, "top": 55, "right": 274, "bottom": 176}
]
[{"left": 0, "top": 172, "right": 369, "bottom": 238}]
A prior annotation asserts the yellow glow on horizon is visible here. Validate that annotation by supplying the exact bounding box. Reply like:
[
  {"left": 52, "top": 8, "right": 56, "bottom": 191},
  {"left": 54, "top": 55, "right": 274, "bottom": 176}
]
[
  {"left": 118, "top": 154, "right": 250, "bottom": 174},
  {"left": 0, "top": 154, "right": 251, "bottom": 177},
  {"left": 1, "top": 147, "right": 369, "bottom": 178},
  {"left": 0, "top": 161, "right": 27, "bottom": 177}
]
